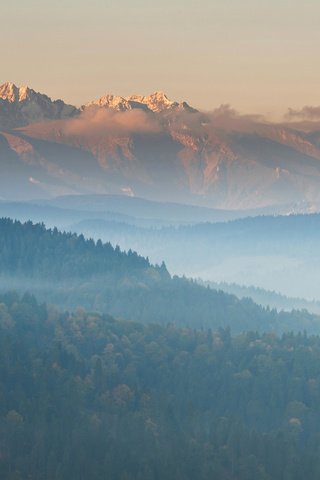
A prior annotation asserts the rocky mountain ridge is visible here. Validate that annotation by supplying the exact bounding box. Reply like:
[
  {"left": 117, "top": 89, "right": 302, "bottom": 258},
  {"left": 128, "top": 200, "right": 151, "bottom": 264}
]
[
  {"left": 85, "top": 90, "right": 196, "bottom": 113},
  {"left": 0, "top": 83, "right": 195, "bottom": 128},
  {"left": 0, "top": 82, "right": 79, "bottom": 129},
  {"left": 1, "top": 81, "right": 320, "bottom": 210}
]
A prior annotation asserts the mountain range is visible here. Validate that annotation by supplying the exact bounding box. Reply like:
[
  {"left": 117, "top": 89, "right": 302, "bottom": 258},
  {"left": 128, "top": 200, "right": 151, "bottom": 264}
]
[{"left": 1, "top": 81, "right": 320, "bottom": 210}]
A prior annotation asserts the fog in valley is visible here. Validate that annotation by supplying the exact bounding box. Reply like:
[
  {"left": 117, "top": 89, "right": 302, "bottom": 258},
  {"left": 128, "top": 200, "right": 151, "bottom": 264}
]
[
  {"left": 1, "top": 195, "right": 319, "bottom": 308},
  {"left": 68, "top": 217, "right": 320, "bottom": 301}
]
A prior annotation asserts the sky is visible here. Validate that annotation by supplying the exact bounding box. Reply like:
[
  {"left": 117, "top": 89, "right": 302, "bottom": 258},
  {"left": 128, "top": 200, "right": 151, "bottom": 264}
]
[{"left": 1, "top": 0, "right": 320, "bottom": 118}]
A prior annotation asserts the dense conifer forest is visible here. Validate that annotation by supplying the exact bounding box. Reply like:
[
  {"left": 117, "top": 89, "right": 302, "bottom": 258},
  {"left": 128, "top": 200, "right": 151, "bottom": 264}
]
[
  {"left": 2, "top": 217, "right": 320, "bottom": 479},
  {"left": 0, "top": 218, "right": 319, "bottom": 334},
  {"left": 1, "top": 293, "right": 320, "bottom": 479}
]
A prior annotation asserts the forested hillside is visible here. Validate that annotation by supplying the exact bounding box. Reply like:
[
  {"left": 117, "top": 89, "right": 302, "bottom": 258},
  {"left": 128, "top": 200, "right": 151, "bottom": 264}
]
[
  {"left": 0, "top": 218, "right": 319, "bottom": 333},
  {"left": 2, "top": 294, "right": 320, "bottom": 479}
]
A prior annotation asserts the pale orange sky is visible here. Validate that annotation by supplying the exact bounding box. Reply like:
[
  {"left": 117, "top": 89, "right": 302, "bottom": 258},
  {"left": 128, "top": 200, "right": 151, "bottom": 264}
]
[{"left": 1, "top": 0, "right": 320, "bottom": 118}]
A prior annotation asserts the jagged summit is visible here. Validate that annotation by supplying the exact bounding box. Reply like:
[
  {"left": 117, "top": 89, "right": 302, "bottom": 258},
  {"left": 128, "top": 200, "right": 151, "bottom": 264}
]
[
  {"left": 86, "top": 94, "right": 132, "bottom": 111},
  {"left": 0, "top": 81, "right": 79, "bottom": 129},
  {"left": 0, "top": 81, "right": 64, "bottom": 104},
  {"left": 0, "top": 82, "right": 33, "bottom": 103},
  {"left": 0, "top": 82, "right": 198, "bottom": 118},
  {"left": 0, "top": 81, "right": 62, "bottom": 104},
  {"left": 87, "top": 90, "right": 197, "bottom": 113},
  {"left": 127, "top": 91, "right": 178, "bottom": 112}
]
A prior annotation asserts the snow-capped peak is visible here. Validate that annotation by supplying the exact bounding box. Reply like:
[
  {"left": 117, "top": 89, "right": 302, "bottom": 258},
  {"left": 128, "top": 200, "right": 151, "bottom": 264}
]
[
  {"left": 0, "top": 81, "right": 79, "bottom": 128},
  {"left": 86, "top": 90, "right": 197, "bottom": 113},
  {"left": 0, "top": 82, "right": 27, "bottom": 103},
  {"left": 86, "top": 94, "right": 132, "bottom": 111},
  {"left": 18, "top": 85, "right": 33, "bottom": 102},
  {"left": 126, "top": 91, "right": 178, "bottom": 112},
  {"left": 0, "top": 82, "right": 49, "bottom": 103}
]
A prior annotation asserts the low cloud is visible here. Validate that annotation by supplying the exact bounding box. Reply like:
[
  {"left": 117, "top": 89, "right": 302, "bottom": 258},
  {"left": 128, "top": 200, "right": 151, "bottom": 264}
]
[
  {"left": 23, "top": 102, "right": 269, "bottom": 143},
  {"left": 169, "top": 104, "right": 266, "bottom": 136},
  {"left": 64, "top": 104, "right": 266, "bottom": 142},
  {"left": 63, "top": 107, "right": 162, "bottom": 138},
  {"left": 207, "top": 104, "right": 264, "bottom": 131},
  {"left": 285, "top": 106, "right": 320, "bottom": 121}
]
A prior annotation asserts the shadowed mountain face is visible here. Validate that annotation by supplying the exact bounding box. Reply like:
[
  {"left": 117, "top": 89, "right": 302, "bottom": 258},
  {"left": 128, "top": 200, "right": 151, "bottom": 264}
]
[{"left": 2, "top": 82, "right": 320, "bottom": 210}]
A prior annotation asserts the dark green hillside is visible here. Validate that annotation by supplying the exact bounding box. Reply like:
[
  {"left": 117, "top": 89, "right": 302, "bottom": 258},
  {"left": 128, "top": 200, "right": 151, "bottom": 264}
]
[
  {"left": 2, "top": 294, "right": 320, "bottom": 479},
  {"left": 0, "top": 218, "right": 319, "bottom": 333},
  {"left": 0, "top": 218, "right": 155, "bottom": 280}
]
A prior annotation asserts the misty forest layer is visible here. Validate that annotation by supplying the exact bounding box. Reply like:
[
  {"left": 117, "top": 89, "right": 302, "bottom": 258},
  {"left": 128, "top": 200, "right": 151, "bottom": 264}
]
[
  {"left": 66, "top": 212, "right": 320, "bottom": 299},
  {"left": 0, "top": 218, "right": 319, "bottom": 334}
]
